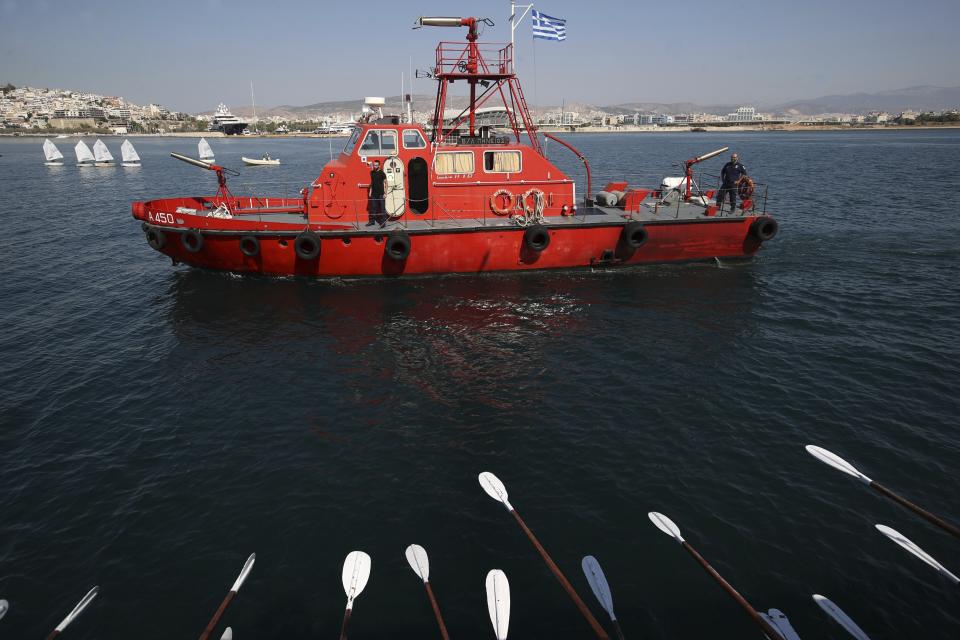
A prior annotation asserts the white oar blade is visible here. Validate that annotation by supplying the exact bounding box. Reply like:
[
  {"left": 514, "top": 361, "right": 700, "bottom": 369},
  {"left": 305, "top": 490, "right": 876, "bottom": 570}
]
[
  {"left": 230, "top": 553, "right": 256, "bottom": 592},
  {"left": 405, "top": 544, "right": 430, "bottom": 582},
  {"left": 0, "top": 599, "right": 8, "bottom": 621},
  {"left": 220, "top": 627, "right": 233, "bottom": 640},
  {"left": 479, "top": 472, "right": 512, "bottom": 510},
  {"left": 55, "top": 586, "right": 98, "bottom": 632},
  {"left": 648, "top": 512, "right": 684, "bottom": 543},
  {"left": 813, "top": 595, "right": 871, "bottom": 640},
  {"left": 805, "top": 445, "right": 871, "bottom": 484},
  {"left": 581, "top": 556, "right": 615, "bottom": 620},
  {"left": 342, "top": 551, "right": 372, "bottom": 605},
  {"left": 485, "top": 569, "right": 511, "bottom": 640},
  {"left": 876, "top": 525, "right": 960, "bottom": 584}
]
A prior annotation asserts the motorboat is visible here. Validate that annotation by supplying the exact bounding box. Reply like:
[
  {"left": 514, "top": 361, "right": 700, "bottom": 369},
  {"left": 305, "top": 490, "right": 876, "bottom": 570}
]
[
  {"left": 241, "top": 154, "right": 280, "bottom": 166},
  {"left": 132, "top": 16, "right": 778, "bottom": 278}
]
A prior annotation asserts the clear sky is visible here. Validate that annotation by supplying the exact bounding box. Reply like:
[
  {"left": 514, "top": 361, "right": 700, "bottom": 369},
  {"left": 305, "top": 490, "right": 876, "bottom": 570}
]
[{"left": 1, "top": 0, "right": 958, "bottom": 112}]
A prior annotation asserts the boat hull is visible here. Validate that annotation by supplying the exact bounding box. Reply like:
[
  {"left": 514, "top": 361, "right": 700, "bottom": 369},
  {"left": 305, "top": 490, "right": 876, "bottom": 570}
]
[
  {"left": 139, "top": 217, "right": 768, "bottom": 278},
  {"left": 242, "top": 157, "right": 280, "bottom": 166}
]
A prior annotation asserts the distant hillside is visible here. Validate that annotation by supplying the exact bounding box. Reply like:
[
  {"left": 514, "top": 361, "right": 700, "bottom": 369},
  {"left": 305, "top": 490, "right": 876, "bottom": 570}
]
[
  {"left": 770, "top": 86, "right": 960, "bottom": 115},
  {"left": 199, "top": 85, "right": 960, "bottom": 119}
]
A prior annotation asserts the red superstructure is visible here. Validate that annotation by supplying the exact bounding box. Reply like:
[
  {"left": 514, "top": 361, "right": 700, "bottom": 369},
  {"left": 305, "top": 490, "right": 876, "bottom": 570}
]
[{"left": 132, "top": 16, "right": 778, "bottom": 277}]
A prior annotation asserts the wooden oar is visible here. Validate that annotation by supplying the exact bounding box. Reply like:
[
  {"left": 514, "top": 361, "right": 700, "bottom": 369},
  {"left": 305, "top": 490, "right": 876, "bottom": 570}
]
[
  {"left": 45, "top": 586, "right": 98, "bottom": 640},
  {"left": 339, "top": 551, "right": 372, "bottom": 640},
  {"left": 198, "top": 553, "right": 256, "bottom": 640},
  {"left": 876, "top": 524, "right": 959, "bottom": 586},
  {"left": 405, "top": 544, "right": 450, "bottom": 640},
  {"left": 812, "top": 594, "right": 871, "bottom": 640},
  {"left": 581, "top": 556, "right": 626, "bottom": 640},
  {"left": 806, "top": 445, "right": 960, "bottom": 539},
  {"left": 478, "top": 472, "right": 609, "bottom": 639},
  {"left": 485, "top": 569, "right": 511, "bottom": 640},
  {"left": 648, "top": 512, "right": 784, "bottom": 640}
]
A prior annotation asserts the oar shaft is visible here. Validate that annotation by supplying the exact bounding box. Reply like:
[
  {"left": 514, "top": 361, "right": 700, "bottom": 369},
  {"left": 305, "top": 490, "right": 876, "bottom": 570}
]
[
  {"left": 871, "top": 482, "right": 960, "bottom": 539},
  {"left": 612, "top": 619, "right": 626, "bottom": 640},
  {"left": 44, "top": 631, "right": 61, "bottom": 640},
  {"left": 198, "top": 591, "right": 236, "bottom": 640},
  {"left": 510, "top": 509, "right": 610, "bottom": 639},
  {"left": 424, "top": 582, "right": 450, "bottom": 640},
  {"left": 680, "top": 542, "right": 783, "bottom": 640},
  {"left": 339, "top": 607, "right": 352, "bottom": 640}
]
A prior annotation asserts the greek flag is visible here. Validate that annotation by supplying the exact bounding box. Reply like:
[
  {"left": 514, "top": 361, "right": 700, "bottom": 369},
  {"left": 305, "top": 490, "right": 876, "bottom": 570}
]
[{"left": 532, "top": 9, "right": 566, "bottom": 41}]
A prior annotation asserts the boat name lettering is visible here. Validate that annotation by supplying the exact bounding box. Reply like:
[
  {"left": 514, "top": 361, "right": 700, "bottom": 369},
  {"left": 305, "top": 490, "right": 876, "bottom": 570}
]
[
  {"left": 148, "top": 212, "right": 176, "bottom": 225},
  {"left": 456, "top": 136, "right": 509, "bottom": 146}
]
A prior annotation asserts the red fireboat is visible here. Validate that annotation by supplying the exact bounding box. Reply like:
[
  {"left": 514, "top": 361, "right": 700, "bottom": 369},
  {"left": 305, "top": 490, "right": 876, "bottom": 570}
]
[{"left": 132, "top": 16, "right": 778, "bottom": 277}]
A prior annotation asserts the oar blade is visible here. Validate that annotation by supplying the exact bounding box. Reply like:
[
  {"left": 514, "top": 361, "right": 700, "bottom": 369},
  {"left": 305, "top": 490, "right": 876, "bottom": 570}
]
[
  {"left": 230, "top": 553, "right": 256, "bottom": 593},
  {"left": 0, "top": 599, "right": 8, "bottom": 621},
  {"left": 648, "top": 512, "right": 684, "bottom": 543},
  {"left": 55, "top": 586, "right": 98, "bottom": 632},
  {"left": 479, "top": 472, "right": 512, "bottom": 510},
  {"left": 342, "top": 551, "right": 373, "bottom": 605},
  {"left": 760, "top": 609, "right": 799, "bottom": 640},
  {"left": 485, "top": 569, "right": 511, "bottom": 640},
  {"left": 876, "top": 525, "right": 960, "bottom": 584},
  {"left": 805, "top": 445, "right": 871, "bottom": 484},
  {"left": 581, "top": 556, "right": 615, "bottom": 620},
  {"left": 220, "top": 627, "right": 233, "bottom": 640},
  {"left": 813, "top": 594, "right": 871, "bottom": 640},
  {"left": 405, "top": 544, "right": 430, "bottom": 582}
]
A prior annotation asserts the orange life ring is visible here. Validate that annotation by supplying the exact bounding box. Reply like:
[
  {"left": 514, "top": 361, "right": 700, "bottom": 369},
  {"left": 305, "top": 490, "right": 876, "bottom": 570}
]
[
  {"left": 738, "top": 177, "right": 755, "bottom": 199},
  {"left": 490, "top": 189, "right": 514, "bottom": 216},
  {"left": 522, "top": 188, "right": 545, "bottom": 215}
]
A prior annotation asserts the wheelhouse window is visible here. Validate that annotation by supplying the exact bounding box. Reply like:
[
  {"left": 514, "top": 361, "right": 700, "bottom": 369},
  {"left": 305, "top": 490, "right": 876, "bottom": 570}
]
[
  {"left": 342, "top": 128, "right": 361, "bottom": 155},
  {"left": 403, "top": 129, "right": 426, "bottom": 149},
  {"left": 434, "top": 151, "right": 475, "bottom": 175},
  {"left": 483, "top": 150, "right": 521, "bottom": 173},
  {"left": 358, "top": 130, "right": 398, "bottom": 156}
]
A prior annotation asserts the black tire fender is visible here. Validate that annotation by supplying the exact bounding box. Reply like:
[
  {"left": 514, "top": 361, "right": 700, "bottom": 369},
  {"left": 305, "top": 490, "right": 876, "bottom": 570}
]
[
  {"left": 145, "top": 227, "right": 166, "bottom": 251},
  {"left": 750, "top": 216, "right": 778, "bottom": 242},
  {"left": 385, "top": 232, "right": 412, "bottom": 261},
  {"left": 181, "top": 229, "right": 203, "bottom": 253},
  {"left": 239, "top": 235, "right": 260, "bottom": 257},
  {"left": 523, "top": 225, "right": 550, "bottom": 252},
  {"left": 294, "top": 231, "right": 321, "bottom": 260},
  {"left": 621, "top": 221, "right": 648, "bottom": 249}
]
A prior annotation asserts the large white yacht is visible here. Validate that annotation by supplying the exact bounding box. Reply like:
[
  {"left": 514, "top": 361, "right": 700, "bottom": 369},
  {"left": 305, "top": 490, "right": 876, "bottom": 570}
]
[{"left": 208, "top": 103, "right": 248, "bottom": 135}]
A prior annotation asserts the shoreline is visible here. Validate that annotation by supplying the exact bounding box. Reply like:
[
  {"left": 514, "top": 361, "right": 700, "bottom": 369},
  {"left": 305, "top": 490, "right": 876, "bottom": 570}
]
[{"left": 2, "top": 124, "right": 958, "bottom": 139}]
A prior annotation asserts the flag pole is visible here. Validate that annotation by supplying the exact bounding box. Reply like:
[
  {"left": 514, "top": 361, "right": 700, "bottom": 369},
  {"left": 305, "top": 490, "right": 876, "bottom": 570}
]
[{"left": 510, "top": 1, "right": 534, "bottom": 73}]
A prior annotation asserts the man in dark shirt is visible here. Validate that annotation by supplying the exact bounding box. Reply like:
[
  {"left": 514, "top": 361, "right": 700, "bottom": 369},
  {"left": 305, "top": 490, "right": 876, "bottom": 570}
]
[
  {"left": 717, "top": 153, "right": 748, "bottom": 213},
  {"left": 367, "top": 160, "right": 388, "bottom": 227}
]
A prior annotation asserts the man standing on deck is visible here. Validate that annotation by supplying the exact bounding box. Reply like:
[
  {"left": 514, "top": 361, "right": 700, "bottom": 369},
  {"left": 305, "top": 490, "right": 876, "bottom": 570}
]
[
  {"left": 717, "top": 153, "right": 748, "bottom": 213},
  {"left": 367, "top": 160, "right": 388, "bottom": 227}
]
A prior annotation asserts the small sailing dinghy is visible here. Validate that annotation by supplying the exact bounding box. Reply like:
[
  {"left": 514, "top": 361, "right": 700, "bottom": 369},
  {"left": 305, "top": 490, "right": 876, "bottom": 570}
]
[
  {"left": 198, "top": 137, "right": 215, "bottom": 164},
  {"left": 75, "top": 141, "right": 96, "bottom": 166},
  {"left": 241, "top": 153, "right": 280, "bottom": 166},
  {"left": 43, "top": 139, "right": 65, "bottom": 165},
  {"left": 92, "top": 139, "right": 116, "bottom": 167},
  {"left": 121, "top": 139, "right": 141, "bottom": 166}
]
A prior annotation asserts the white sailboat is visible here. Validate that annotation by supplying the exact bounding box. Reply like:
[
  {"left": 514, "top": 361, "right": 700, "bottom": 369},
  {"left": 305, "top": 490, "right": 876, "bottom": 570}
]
[
  {"left": 92, "top": 139, "right": 116, "bottom": 167},
  {"left": 43, "top": 139, "right": 65, "bottom": 165},
  {"left": 198, "top": 137, "right": 215, "bottom": 164},
  {"left": 120, "top": 139, "right": 141, "bottom": 166},
  {"left": 75, "top": 141, "right": 96, "bottom": 166}
]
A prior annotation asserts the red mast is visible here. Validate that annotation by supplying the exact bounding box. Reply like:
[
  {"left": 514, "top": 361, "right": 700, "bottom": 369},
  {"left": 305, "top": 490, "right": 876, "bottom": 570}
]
[{"left": 417, "top": 16, "right": 542, "bottom": 154}]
